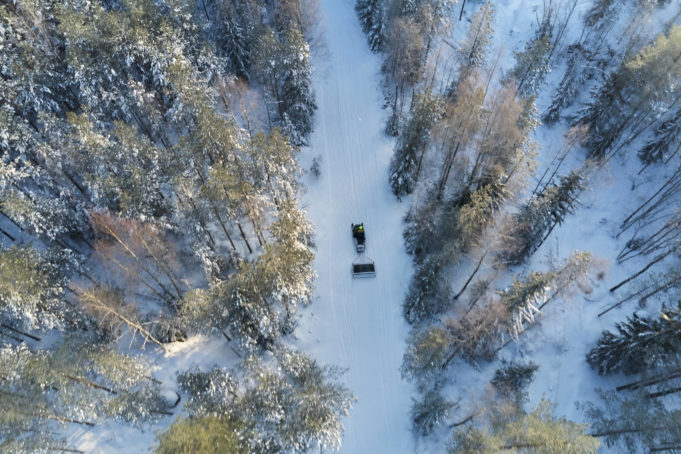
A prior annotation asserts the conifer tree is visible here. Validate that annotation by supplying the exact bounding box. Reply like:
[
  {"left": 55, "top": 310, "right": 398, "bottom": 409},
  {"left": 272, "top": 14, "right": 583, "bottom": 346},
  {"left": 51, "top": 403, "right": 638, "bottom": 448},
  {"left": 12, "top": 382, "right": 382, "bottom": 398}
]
[
  {"left": 0, "top": 337, "right": 170, "bottom": 440},
  {"left": 638, "top": 106, "right": 681, "bottom": 166},
  {"left": 501, "top": 170, "right": 585, "bottom": 265},
  {"left": 457, "top": 1, "right": 494, "bottom": 76},
  {"left": 584, "top": 390, "right": 681, "bottom": 452},
  {"left": 155, "top": 416, "right": 250, "bottom": 454},
  {"left": 587, "top": 302, "right": 681, "bottom": 375},
  {"left": 389, "top": 89, "right": 443, "bottom": 197},
  {"left": 402, "top": 324, "right": 452, "bottom": 382},
  {"left": 449, "top": 399, "right": 599, "bottom": 453},
  {"left": 412, "top": 388, "right": 455, "bottom": 435},
  {"left": 509, "top": 34, "right": 553, "bottom": 97},
  {"left": 578, "top": 25, "right": 681, "bottom": 159},
  {"left": 171, "top": 349, "right": 354, "bottom": 453},
  {"left": 356, "top": 0, "right": 386, "bottom": 52},
  {"left": 0, "top": 245, "right": 72, "bottom": 332},
  {"left": 279, "top": 27, "right": 317, "bottom": 146}
]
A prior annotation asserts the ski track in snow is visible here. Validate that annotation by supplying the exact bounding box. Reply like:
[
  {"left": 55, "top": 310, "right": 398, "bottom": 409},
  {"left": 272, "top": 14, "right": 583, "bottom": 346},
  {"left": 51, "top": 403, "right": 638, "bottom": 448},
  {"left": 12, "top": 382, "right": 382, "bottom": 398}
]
[{"left": 296, "top": 0, "right": 414, "bottom": 452}]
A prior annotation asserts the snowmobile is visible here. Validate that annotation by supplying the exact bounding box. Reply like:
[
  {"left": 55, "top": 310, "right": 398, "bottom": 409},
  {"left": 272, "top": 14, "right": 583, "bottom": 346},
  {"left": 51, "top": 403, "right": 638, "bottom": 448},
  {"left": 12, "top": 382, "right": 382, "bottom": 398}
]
[
  {"left": 351, "top": 222, "right": 376, "bottom": 278},
  {"left": 351, "top": 223, "right": 366, "bottom": 253}
]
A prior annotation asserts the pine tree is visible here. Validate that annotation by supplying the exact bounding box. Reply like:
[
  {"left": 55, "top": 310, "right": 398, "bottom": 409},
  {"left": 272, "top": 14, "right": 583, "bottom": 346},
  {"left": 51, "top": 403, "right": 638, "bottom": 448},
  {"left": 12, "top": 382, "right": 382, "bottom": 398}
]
[
  {"left": 587, "top": 302, "right": 681, "bottom": 375},
  {"left": 176, "top": 367, "right": 239, "bottom": 416},
  {"left": 181, "top": 265, "right": 279, "bottom": 351},
  {"left": 0, "top": 245, "right": 72, "bottom": 332},
  {"left": 356, "top": 0, "right": 386, "bottom": 52},
  {"left": 238, "top": 348, "right": 355, "bottom": 453},
  {"left": 402, "top": 324, "right": 452, "bottom": 382},
  {"left": 448, "top": 399, "right": 599, "bottom": 453},
  {"left": 262, "top": 198, "right": 316, "bottom": 330},
  {"left": 457, "top": 2, "right": 494, "bottom": 74},
  {"left": 0, "top": 337, "right": 171, "bottom": 437},
  {"left": 155, "top": 416, "right": 250, "bottom": 454}
]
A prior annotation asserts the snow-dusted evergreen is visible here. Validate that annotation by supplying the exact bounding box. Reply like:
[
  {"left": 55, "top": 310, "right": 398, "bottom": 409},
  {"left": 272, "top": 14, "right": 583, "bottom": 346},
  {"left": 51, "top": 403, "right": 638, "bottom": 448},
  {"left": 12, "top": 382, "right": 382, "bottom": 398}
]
[
  {"left": 356, "top": 0, "right": 386, "bottom": 52},
  {"left": 587, "top": 302, "right": 681, "bottom": 375}
]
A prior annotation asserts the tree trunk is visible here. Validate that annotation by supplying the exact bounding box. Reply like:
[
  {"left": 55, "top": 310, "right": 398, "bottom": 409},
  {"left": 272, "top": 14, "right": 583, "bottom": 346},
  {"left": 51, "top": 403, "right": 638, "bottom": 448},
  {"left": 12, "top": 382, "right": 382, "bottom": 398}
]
[
  {"left": 454, "top": 249, "right": 488, "bottom": 300},
  {"left": 236, "top": 221, "right": 253, "bottom": 254},
  {"left": 609, "top": 249, "right": 674, "bottom": 293}
]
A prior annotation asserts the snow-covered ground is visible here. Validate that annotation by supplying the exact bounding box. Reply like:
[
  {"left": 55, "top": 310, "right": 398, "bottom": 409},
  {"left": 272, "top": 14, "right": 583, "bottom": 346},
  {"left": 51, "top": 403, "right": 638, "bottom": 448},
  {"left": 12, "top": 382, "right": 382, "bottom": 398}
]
[
  {"left": 295, "top": 1, "right": 415, "bottom": 452},
  {"left": 65, "top": 0, "right": 680, "bottom": 451}
]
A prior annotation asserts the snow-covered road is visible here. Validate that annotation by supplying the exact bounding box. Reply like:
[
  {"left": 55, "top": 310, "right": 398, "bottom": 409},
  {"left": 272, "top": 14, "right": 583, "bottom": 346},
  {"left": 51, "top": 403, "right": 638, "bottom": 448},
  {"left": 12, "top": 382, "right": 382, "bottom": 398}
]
[{"left": 296, "top": 1, "right": 415, "bottom": 452}]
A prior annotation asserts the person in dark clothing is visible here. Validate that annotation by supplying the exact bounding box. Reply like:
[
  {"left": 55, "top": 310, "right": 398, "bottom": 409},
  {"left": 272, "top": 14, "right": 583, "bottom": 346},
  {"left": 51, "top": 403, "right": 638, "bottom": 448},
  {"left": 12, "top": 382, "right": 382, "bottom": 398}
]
[{"left": 352, "top": 223, "right": 365, "bottom": 243}]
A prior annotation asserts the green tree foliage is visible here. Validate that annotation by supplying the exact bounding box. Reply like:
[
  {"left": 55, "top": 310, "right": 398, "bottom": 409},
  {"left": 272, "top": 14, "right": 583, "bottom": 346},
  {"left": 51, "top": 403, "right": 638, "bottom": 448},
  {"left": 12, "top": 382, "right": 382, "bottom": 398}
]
[
  {"left": 173, "top": 349, "right": 355, "bottom": 453},
  {"left": 638, "top": 106, "right": 681, "bottom": 165},
  {"left": 155, "top": 416, "right": 250, "bottom": 454},
  {"left": 457, "top": 1, "right": 495, "bottom": 74},
  {"left": 253, "top": 27, "right": 317, "bottom": 146},
  {"left": 389, "top": 89, "right": 443, "bottom": 197},
  {"left": 402, "top": 324, "right": 451, "bottom": 382},
  {"left": 356, "top": 0, "right": 387, "bottom": 52},
  {"left": 0, "top": 337, "right": 170, "bottom": 438},
  {"left": 411, "top": 388, "right": 455, "bottom": 435},
  {"left": 509, "top": 34, "right": 553, "bottom": 97},
  {"left": 0, "top": 245, "right": 73, "bottom": 331},
  {"left": 0, "top": 0, "right": 325, "bottom": 451},
  {"left": 501, "top": 170, "right": 585, "bottom": 265},
  {"left": 587, "top": 302, "right": 681, "bottom": 375},
  {"left": 449, "top": 399, "right": 599, "bottom": 453},
  {"left": 491, "top": 361, "right": 538, "bottom": 405},
  {"left": 579, "top": 25, "right": 681, "bottom": 159}
]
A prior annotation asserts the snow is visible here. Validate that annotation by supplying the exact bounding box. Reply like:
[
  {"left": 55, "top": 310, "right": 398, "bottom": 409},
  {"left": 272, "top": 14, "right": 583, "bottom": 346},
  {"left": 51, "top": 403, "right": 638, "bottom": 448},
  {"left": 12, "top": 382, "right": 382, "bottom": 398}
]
[
  {"left": 295, "top": 0, "right": 414, "bottom": 452},
  {"left": 61, "top": 0, "right": 681, "bottom": 452},
  {"left": 67, "top": 335, "right": 238, "bottom": 452}
]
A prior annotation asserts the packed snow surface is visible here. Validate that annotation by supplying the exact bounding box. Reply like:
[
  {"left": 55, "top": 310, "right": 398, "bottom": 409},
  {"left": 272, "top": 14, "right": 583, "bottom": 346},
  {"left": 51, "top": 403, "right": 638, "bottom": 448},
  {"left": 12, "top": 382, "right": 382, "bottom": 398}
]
[
  {"left": 295, "top": 0, "right": 415, "bottom": 452},
  {"left": 64, "top": 0, "right": 681, "bottom": 451}
]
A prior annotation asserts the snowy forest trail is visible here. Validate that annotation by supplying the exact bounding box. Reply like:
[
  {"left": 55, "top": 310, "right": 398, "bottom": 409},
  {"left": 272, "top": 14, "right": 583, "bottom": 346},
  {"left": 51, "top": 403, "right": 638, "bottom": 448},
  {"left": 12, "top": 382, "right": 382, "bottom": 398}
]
[{"left": 296, "top": 0, "right": 414, "bottom": 452}]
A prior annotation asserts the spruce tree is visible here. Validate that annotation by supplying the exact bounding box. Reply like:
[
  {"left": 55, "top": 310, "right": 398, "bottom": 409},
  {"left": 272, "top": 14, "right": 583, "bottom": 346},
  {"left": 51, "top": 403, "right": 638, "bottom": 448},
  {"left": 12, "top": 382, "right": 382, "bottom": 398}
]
[
  {"left": 389, "top": 89, "right": 443, "bottom": 197},
  {"left": 279, "top": 27, "right": 317, "bottom": 147},
  {"left": 509, "top": 34, "right": 553, "bottom": 97},
  {"left": 356, "top": 0, "right": 386, "bottom": 52},
  {"left": 638, "top": 106, "right": 681, "bottom": 165},
  {"left": 583, "top": 390, "right": 681, "bottom": 452},
  {"left": 587, "top": 302, "right": 681, "bottom": 375},
  {"left": 501, "top": 170, "right": 585, "bottom": 265},
  {"left": 578, "top": 25, "right": 681, "bottom": 159},
  {"left": 412, "top": 388, "right": 455, "bottom": 436}
]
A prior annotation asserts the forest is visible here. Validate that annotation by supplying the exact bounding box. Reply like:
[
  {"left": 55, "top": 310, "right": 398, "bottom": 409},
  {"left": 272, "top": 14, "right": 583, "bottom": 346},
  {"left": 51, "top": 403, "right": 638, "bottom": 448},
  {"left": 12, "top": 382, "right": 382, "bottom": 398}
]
[
  {"left": 2, "top": 0, "right": 681, "bottom": 452},
  {"left": 356, "top": 0, "right": 681, "bottom": 452},
  {"left": 0, "top": 0, "right": 356, "bottom": 452}
]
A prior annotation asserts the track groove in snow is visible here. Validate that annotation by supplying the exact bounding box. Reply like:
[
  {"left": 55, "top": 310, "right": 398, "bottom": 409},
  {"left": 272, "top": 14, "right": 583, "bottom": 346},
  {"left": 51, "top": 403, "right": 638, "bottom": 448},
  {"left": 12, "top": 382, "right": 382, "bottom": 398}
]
[{"left": 296, "top": 0, "right": 414, "bottom": 452}]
